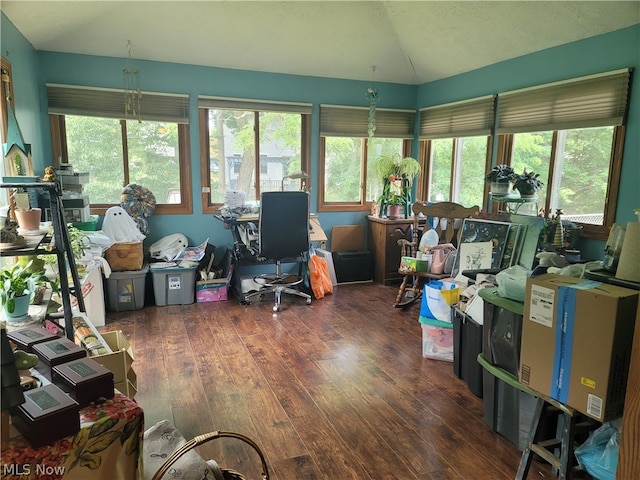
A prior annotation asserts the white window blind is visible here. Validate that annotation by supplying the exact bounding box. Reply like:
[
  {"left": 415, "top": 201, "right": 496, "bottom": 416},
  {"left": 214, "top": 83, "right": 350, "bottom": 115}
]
[
  {"left": 320, "top": 105, "right": 415, "bottom": 138},
  {"left": 198, "top": 96, "right": 312, "bottom": 114},
  {"left": 419, "top": 95, "right": 495, "bottom": 139},
  {"left": 497, "top": 69, "right": 631, "bottom": 134},
  {"left": 47, "top": 84, "right": 189, "bottom": 123}
]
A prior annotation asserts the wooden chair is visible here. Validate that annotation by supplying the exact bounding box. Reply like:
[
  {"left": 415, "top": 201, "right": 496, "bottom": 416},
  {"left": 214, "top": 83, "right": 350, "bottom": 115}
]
[{"left": 394, "top": 201, "right": 480, "bottom": 308}]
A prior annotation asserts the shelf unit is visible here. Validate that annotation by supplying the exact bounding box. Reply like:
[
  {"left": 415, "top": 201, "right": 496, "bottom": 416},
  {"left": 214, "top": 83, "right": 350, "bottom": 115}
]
[{"left": 1, "top": 180, "right": 85, "bottom": 340}]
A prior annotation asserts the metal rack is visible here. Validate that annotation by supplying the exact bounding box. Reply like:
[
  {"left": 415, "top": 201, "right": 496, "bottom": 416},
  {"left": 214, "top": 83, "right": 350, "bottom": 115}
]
[{"left": 1, "top": 180, "right": 85, "bottom": 340}]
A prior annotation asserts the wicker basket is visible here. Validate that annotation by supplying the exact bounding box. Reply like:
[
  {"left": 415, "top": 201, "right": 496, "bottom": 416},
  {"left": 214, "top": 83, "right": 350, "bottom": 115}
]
[
  {"left": 105, "top": 241, "right": 144, "bottom": 271},
  {"left": 150, "top": 430, "right": 269, "bottom": 480}
]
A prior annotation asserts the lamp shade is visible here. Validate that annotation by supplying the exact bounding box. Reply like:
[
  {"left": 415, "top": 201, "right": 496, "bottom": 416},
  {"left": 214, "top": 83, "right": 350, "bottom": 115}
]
[{"left": 616, "top": 221, "right": 640, "bottom": 282}]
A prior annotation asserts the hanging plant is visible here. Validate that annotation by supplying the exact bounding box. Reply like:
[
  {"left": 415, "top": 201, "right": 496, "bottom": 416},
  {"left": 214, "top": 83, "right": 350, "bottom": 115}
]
[{"left": 374, "top": 154, "right": 421, "bottom": 185}]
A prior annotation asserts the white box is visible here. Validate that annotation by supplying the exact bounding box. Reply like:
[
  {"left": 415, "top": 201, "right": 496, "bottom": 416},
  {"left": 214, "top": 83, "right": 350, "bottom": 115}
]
[{"left": 71, "top": 267, "right": 106, "bottom": 326}]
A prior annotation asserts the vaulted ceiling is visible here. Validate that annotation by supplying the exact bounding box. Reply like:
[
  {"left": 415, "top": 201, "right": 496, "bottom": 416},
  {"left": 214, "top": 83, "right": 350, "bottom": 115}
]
[{"left": 2, "top": 1, "right": 639, "bottom": 85}]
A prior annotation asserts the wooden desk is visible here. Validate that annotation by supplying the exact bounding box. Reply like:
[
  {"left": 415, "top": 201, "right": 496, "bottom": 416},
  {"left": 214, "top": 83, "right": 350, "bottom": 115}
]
[{"left": 2, "top": 393, "right": 143, "bottom": 480}]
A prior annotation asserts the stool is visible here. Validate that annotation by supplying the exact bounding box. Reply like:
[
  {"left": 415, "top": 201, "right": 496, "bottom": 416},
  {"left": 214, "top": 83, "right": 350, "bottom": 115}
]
[{"left": 517, "top": 397, "right": 600, "bottom": 480}]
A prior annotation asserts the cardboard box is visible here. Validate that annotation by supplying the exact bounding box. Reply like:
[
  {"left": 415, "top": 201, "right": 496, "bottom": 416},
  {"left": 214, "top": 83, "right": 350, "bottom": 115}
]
[
  {"left": 400, "top": 256, "right": 429, "bottom": 273},
  {"left": 331, "top": 225, "right": 365, "bottom": 251},
  {"left": 196, "top": 264, "right": 234, "bottom": 302},
  {"left": 519, "top": 274, "right": 638, "bottom": 421},
  {"left": 91, "top": 330, "right": 136, "bottom": 399}
]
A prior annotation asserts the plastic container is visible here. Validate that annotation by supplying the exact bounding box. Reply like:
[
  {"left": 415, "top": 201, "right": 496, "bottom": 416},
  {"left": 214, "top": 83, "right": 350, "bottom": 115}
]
[
  {"left": 72, "top": 214, "right": 100, "bottom": 231},
  {"left": 151, "top": 265, "right": 197, "bottom": 306},
  {"left": 105, "top": 264, "right": 148, "bottom": 312}
]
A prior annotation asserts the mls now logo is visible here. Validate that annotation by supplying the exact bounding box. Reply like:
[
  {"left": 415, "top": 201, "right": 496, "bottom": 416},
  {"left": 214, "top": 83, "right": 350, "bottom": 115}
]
[{"left": 3, "top": 464, "right": 66, "bottom": 476}]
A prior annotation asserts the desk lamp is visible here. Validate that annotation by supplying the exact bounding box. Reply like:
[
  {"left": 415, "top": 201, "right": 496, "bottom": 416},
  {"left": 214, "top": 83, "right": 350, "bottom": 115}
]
[{"left": 281, "top": 171, "right": 309, "bottom": 191}]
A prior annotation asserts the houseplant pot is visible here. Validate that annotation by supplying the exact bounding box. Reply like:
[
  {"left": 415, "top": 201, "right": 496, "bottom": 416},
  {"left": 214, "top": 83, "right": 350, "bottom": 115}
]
[
  {"left": 485, "top": 164, "right": 514, "bottom": 195},
  {"left": 14, "top": 208, "right": 41, "bottom": 231},
  {"left": 511, "top": 169, "right": 543, "bottom": 198},
  {"left": 374, "top": 154, "right": 421, "bottom": 218},
  {"left": 0, "top": 261, "right": 48, "bottom": 321}
]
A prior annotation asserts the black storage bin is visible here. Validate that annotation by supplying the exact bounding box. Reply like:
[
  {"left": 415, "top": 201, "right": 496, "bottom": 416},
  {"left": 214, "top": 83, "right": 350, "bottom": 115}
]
[
  {"left": 488, "top": 307, "right": 522, "bottom": 376},
  {"left": 332, "top": 250, "right": 373, "bottom": 284},
  {"left": 452, "top": 306, "right": 483, "bottom": 397}
]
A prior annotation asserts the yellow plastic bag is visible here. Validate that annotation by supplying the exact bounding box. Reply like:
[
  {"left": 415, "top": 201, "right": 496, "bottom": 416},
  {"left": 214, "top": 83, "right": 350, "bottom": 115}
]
[{"left": 309, "top": 255, "right": 333, "bottom": 299}]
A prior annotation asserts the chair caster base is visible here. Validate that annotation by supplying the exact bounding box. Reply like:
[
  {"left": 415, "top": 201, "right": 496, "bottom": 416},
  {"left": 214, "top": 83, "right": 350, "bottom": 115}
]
[{"left": 306, "top": 299, "right": 312, "bottom": 305}]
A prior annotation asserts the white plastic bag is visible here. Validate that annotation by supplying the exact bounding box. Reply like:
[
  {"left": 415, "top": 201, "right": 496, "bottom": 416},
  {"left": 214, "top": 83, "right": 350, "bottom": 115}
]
[{"left": 496, "top": 265, "right": 530, "bottom": 302}]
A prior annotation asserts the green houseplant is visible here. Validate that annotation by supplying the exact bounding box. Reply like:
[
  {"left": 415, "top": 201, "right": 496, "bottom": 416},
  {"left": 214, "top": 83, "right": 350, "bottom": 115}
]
[
  {"left": 374, "top": 154, "right": 421, "bottom": 218},
  {"left": 511, "top": 169, "right": 543, "bottom": 197},
  {"left": 0, "top": 261, "right": 49, "bottom": 318},
  {"left": 485, "top": 164, "right": 514, "bottom": 195}
]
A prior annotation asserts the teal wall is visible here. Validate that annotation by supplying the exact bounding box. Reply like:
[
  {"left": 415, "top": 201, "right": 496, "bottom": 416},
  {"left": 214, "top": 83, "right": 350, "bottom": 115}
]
[
  {"left": 2, "top": 11, "right": 639, "bottom": 260},
  {"left": 0, "top": 13, "right": 45, "bottom": 166}
]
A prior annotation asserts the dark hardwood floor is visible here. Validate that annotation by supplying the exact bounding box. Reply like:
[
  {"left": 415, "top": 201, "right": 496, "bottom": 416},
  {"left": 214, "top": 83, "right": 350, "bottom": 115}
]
[{"left": 99, "top": 282, "right": 541, "bottom": 480}]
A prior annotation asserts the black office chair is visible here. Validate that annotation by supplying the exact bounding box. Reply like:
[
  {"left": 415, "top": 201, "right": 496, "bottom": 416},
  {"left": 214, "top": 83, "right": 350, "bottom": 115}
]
[{"left": 243, "top": 191, "right": 312, "bottom": 312}]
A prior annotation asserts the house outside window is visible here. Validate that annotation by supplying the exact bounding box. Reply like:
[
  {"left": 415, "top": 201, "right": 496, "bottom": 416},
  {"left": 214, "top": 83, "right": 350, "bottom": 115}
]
[
  {"left": 319, "top": 105, "right": 415, "bottom": 212},
  {"left": 198, "top": 97, "right": 311, "bottom": 213},
  {"left": 47, "top": 84, "right": 191, "bottom": 215}
]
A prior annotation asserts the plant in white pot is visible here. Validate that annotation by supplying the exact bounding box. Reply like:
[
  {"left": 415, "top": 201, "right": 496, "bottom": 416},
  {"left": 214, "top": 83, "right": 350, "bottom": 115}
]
[
  {"left": 0, "top": 261, "right": 48, "bottom": 319},
  {"left": 510, "top": 169, "right": 544, "bottom": 197},
  {"left": 485, "top": 164, "right": 514, "bottom": 195}
]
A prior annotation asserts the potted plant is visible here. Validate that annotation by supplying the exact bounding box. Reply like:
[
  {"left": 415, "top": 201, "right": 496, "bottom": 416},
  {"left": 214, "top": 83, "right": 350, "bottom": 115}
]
[
  {"left": 0, "top": 260, "right": 49, "bottom": 319},
  {"left": 485, "top": 164, "right": 514, "bottom": 195},
  {"left": 374, "top": 154, "right": 421, "bottom": 218},
  {"left": 511, "top": 169, "right": 543, "bottom": 197}
]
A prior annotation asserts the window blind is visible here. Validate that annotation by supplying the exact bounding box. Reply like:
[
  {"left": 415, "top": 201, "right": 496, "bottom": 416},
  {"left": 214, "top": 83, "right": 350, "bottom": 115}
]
[
  {"left": 46, "top": 84, "right": 189, "bottom": 123},
  {"left": 320, "top": 105, "right": 415, "bottom": 138},
  {"left": 419, "top": 95, "right": 495, "bottom": 139},
  {"left": 198, "top": 96, "right": 312, "bottom": 114},
  {"left": 497, "top": 69, "right": 631, "bottom": 134}
]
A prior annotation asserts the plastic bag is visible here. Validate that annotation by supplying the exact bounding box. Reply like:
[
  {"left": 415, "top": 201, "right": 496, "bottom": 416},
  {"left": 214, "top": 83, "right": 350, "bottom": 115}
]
[
  {"left": 309, "top": 255, "right": 333, "bottom": 299},
  {"left": 419, "top": 280, "right": 459, "bottom": 323},
  {"left": 496, "top": 265, "right": 530, "bottom": 302},
  {"left": 574, "top": 420, "right": 621, "bottom": 480}
]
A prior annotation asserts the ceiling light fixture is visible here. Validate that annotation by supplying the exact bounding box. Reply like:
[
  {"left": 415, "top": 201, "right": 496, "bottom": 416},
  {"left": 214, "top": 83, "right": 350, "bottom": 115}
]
[
  {"left": 366, "top": 65, "right": 378, "bottom": 138},
  {"left": 123, "top": 40, "right": 141, "bottom": 123}
]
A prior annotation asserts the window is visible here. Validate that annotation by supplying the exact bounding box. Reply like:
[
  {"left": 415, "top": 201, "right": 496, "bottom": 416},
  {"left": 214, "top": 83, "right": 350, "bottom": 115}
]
[
  {"left": 198, "top": 97, "right": 311, "bottom": 213},
  {"left": 47, "top": 84, "right": 191, "bottom": 215},
  {"left": 319, "top": 105, "right": 415, "bottom": 211},
  {"left": 503, "top": 126, "right": 622, "bottom": 237},
  {"left": 419, "top": 96, "right": 495, "bottom": 206},
  {"left": 497, "top": 69, "right": 630, "bottom": 239}
]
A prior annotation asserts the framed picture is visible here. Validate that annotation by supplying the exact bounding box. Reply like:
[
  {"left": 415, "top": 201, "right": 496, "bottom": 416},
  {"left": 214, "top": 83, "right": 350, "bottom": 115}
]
[{"left": 458, "top": 218, "right": 513, "bottom": 269}]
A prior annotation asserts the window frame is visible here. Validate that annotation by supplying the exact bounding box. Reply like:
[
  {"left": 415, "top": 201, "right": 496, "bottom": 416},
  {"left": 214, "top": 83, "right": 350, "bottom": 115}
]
[
  {"left": 496, "top": 125, "right": 626, "bottom": 240},
  {"left": 318, "top": 136, "right": 412, "bottom": 212},
  {"left": 198, "top": 105, "right": 311, "bottom": 214},
  {"left": 49, "top": 114, "right": 193, "bottom": 216},
  {"left": 419, "top": 136, "right": 493, "bottom": 206}
]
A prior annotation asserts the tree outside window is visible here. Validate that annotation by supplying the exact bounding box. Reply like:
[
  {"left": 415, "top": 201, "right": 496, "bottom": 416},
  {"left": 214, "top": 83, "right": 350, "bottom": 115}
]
[{"left": 200, "top": 105, "right": 310, "bottom": 212}]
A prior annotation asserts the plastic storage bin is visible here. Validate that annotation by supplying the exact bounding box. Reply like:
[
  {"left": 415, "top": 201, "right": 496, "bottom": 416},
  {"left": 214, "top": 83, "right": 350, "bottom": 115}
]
[
  {"left": 151, "top": 265, "right": 197, "bottom": 306},
  {"left": 105, "top": 264, "right": 148, "bottom": 312}
]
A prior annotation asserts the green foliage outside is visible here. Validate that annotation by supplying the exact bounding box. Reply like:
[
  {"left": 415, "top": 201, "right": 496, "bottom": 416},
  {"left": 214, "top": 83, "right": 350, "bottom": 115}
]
[{"left": 66, "top": 116, "right": 180, "bottom": 204}]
